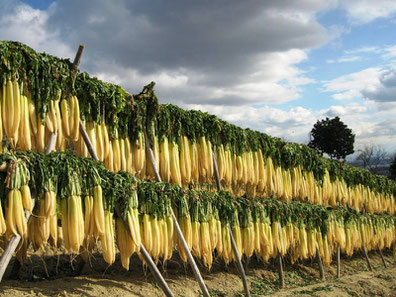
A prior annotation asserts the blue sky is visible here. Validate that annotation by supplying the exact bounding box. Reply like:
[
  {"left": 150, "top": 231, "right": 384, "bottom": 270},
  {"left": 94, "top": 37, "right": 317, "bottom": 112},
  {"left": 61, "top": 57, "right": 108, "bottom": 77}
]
[{"left": 1, "top": 0, "right": 396, "bottom": 157}]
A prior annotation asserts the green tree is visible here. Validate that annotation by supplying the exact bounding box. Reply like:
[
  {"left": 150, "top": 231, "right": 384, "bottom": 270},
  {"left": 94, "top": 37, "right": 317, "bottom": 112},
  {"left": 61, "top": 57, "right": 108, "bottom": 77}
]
[
  {"left": 390, "top": 153, "right": 396, "bottom": 180},
  {"left": 308, "top": 116, "right": 355, "bottom": 160}
]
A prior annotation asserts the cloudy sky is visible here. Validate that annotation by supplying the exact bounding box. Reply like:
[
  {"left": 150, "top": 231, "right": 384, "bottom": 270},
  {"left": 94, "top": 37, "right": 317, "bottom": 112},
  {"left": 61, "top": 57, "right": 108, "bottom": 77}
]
[{"left": 1, "top": 0, "right": 396, "bottom": 157}]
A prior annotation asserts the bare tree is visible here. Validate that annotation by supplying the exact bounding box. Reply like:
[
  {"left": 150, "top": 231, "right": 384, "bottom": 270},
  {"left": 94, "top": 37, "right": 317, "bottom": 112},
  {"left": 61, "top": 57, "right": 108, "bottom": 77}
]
[{"left": 356, "top": 144, "right": 389, "bottom": 174}]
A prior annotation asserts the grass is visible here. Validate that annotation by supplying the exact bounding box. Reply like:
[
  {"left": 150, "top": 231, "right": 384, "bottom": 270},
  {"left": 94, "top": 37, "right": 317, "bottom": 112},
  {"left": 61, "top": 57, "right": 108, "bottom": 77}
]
[
  {"left": 199, "top": 289, "right": 226, "bottom": 297},
  {"left": 297, "top": 285, "right": 333, "bottom": 296},
  {"left": 375, "top": 273, "right": 393, "bottom": 281}
]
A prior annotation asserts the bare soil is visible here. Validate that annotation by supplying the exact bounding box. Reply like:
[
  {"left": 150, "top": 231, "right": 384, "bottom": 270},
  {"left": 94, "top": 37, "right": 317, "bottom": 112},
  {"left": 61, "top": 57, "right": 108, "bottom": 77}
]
[{"left": 0, "top": 248, "right": 395, "bottom": 297}]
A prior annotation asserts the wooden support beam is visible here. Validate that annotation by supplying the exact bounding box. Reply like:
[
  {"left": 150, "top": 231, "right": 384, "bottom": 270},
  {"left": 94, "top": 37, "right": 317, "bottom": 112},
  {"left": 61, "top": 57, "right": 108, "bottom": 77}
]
[
  {"left": 377, "top": 245, "right": 387, "bottom": 268},
  {"left": 70, "top": 46, "right": 173, "bottom": 296},
  {"left": 140, "top": 244, "right": 174, "bottom": 297},
  {"left": 212, "top": 150, "right": 222, "bottom": 191},
  {"left": 71, "top": 45, "right": 84, "bottom": 84},
  {"left": 170, "top": 211, "right": 210, "bottom": 297},
  {"left": 144, "top": 133, "right": 210, "bottom": 297},
  {"left": 212, "top": 149, "right": 250, "bottom": 297},
  {"left": 0, "top": 198, "right": 35, "bottom": 282},
  {"left": 79, "top": 120, "right": 99, "bottom": 161},
  {"left": 114, "top": 205, "right": 174, "bottom": 297},
  {"left": 45, "top": 132, "right": 57, "bottom": 154},
  {"left": 362, "top": 245, "right": 373, "bottom": 272},
  {"left": 277, "top": 253, "right": 285, "bottom": 289},
  {"left": 228, "top": 225, "right": 251, "bottom": 297},
  {"left": 336, "top": 244, "right": 341, "bottom": 278},
  {"left": 80, "top": 116, "right": 175, "bottom": 297},
  {"left": 316, "top": 248, "right": 325, "bottom": 280}
]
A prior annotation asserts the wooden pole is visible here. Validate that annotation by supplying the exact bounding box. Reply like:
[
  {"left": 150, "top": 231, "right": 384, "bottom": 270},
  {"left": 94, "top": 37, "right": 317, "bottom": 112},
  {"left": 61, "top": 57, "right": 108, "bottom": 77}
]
[
  {"left": 114, "top": 205, "right": 174, "bottom": 297},
  {"left": 228, "top": 225, "right": 251, "bottom": 297},
  {"left": 71, "top": 45, "right": 84, "bottom": 83},
  {"left": 70, "top": 46, "right": 173, "bottom": 296},
  {"left": 362, "top": 245, "right": 373, "bottom": 272},
  {"left": 277, "top": 253, "right": 285, "bottom": 289},
  {"left": 79, "top": 120, "right": 175, "bottom": 297},
  {"left": 144, "top": 132, "right": 210, "bottom": 297},
  {"left": 79, "top": 121, "right": 98, "bottom": 161},
  {"left": 139, "top": 244, "right": 174, "bottom": 297},
  {"left": 170, "top": 211, "right": 210, "bottom": 297},
  {"left": 45, "top": 132, "right": 57, "bottom": 154},
  {"left": 336, "top": 244, "right": 341, "bottom": 278},
  {"left": 377, "top": 245, "right": 387, "bottom": 268},
  {"left": 0, "top": 199, "right": 35, "bottom": 282},
  {"left": 316, "top": 248, "right": 325, "bottom": 280},
  {"left": 0, "top": 84, "right": 67, "bottom": 280},
  {"left": 212, "top": 150, "right": 250, "bottom": 297},
  {"left": 212, "top": 151, "right": 222, "bottom": 191}
]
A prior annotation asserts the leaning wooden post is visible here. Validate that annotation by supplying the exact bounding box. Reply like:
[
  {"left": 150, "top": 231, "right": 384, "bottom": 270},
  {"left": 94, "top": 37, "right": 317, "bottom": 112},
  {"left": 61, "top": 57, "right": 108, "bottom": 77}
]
[
  {"left": 277, "top": 253, "right": 285, "bottom": 289},
  {"left": 144, "top": 132, "right": 210, "bottom": 297},
  {"left": 139, "top": 244, "right": 174, "bottom": 297},
  {"left": 362, "top": 245, "right": 373, "bottom": 272},
  {"left": 45, "top": 45, "right": 83, "bottom": 154},
  {"left": 377, "top": 245, "right": 387, "bottom": 268},
  {"left": 212, "top": 150, "right": 250, "bottom": 297},
  {"left": 45, "top": 132, "right": 57, "bottom": 154},
  {"left": 0, "top": 161, "right": 35, "bottom": 282},
  {"left": 72, "top": 46, "right": 173, "bottom": 295},
  {"left": 114, "top": 205, "right": 174, "bottom": 297},
  {"left": 80, "top": 122, "right": 175, "bottom": 297},
  {"left": 66, "top": 45, "right": 97, "bottom": 161},
  {"left": 316, "top": 248, "right": 325, "bottom": 280},
  {"left": 0, "top": 199, "right": 36, "bottom": 282},
  {"left": 336, "top": 244, "right": 341, "bottom": 278},
  {"left": 79, "top": 120, "right": 98, "bottom": 160},
  {"left": 276, "top": 222, "right": 285, "bottom": 288}
]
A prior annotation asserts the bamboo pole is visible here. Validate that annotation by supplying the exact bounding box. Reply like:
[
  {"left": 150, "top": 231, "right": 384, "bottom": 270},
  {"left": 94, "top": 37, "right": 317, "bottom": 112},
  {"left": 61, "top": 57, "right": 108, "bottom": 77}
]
[
  {"left": 0, "top": 199, "right": 35, "bottom": 282},
  {"left": 277, "top": 253, "right": 285, "bottom": 289},
  {"left": 71, "top": 45, "right": 84, "bottom": 82},
  {"left": 276, "top": 224, "right": 286, "bottom": 288},
  {"left": 212, "top": 150, "right": 250, "bottom": 297},
  {"left": 114, "top": 205, "right": 174, "bottom": 297},
  {"left": 144, "top": 132, "right": 210, "bottom": 297},
  {"left": 45, "top": 132, "right": 57, "bottom": 154},
  {"left": 79, "top": 120, "right": 98, "bottom": 160},
  {"left": 79, "top": 118, "right": 175, "bottom": 297},
  {"left": 362, "top": 245, "right": 373, "bottom": 272},
  {"left": 316, "top": 248, "right": 325, "bottom": 280},
  {"left": 46, "top": 45, "right": 83, "bottom": 155},
  {"left": 336, "top": 244, "right": 341, "bottom": 278},
  {"left": 68, "top": 45, "right": 174, "bottom": 297},
  {"left": 377, "top": 245, "right": 387, "bottom": 268},
  {"left": 0, "top": 126, "right": 58, "bottom": 280}
]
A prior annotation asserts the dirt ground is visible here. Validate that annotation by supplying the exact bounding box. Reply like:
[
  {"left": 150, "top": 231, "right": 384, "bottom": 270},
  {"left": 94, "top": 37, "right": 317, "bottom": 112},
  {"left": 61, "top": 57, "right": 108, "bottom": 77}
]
[{"left": 0, "top": 248, "right": 395, "bottom": 297}]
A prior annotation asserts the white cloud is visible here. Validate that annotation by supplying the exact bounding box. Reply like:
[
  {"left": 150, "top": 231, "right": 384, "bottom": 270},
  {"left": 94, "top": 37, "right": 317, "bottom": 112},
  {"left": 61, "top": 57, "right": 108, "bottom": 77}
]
[
  {"left": 362, "top": 68, "right": 396, "bottom": 102},
  {"left": 321, "top": 68, "right": 396, "bottom": 153},
  {"left": 326, "top": 55, "right": 362, "bottom": 63},
  {"left": 0, "top": 2, "right": 73, "bottom": 58},
  {"left": 185, "top": 104, "right": 317, "bottom": 144},
  {"left": 382, "top": 45, "right": 396, "bottom": 59},
  {"left": 337, "top": 0, "right": 396, "bottom": 24},
  {"left": 93, "top": 48, "right": 314, "bottom": 106},
  {"left": 337, "top": 56, "right": 362, "bottom": 63},
  {"left": 344, "top": 46, "right": 381, "bottom": 54},
  {"left": 321, "top": 104, "right": 367, "bottom": 117},
  {"left": 322, "top": 67, "right": 384, "bottom": 100}
]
